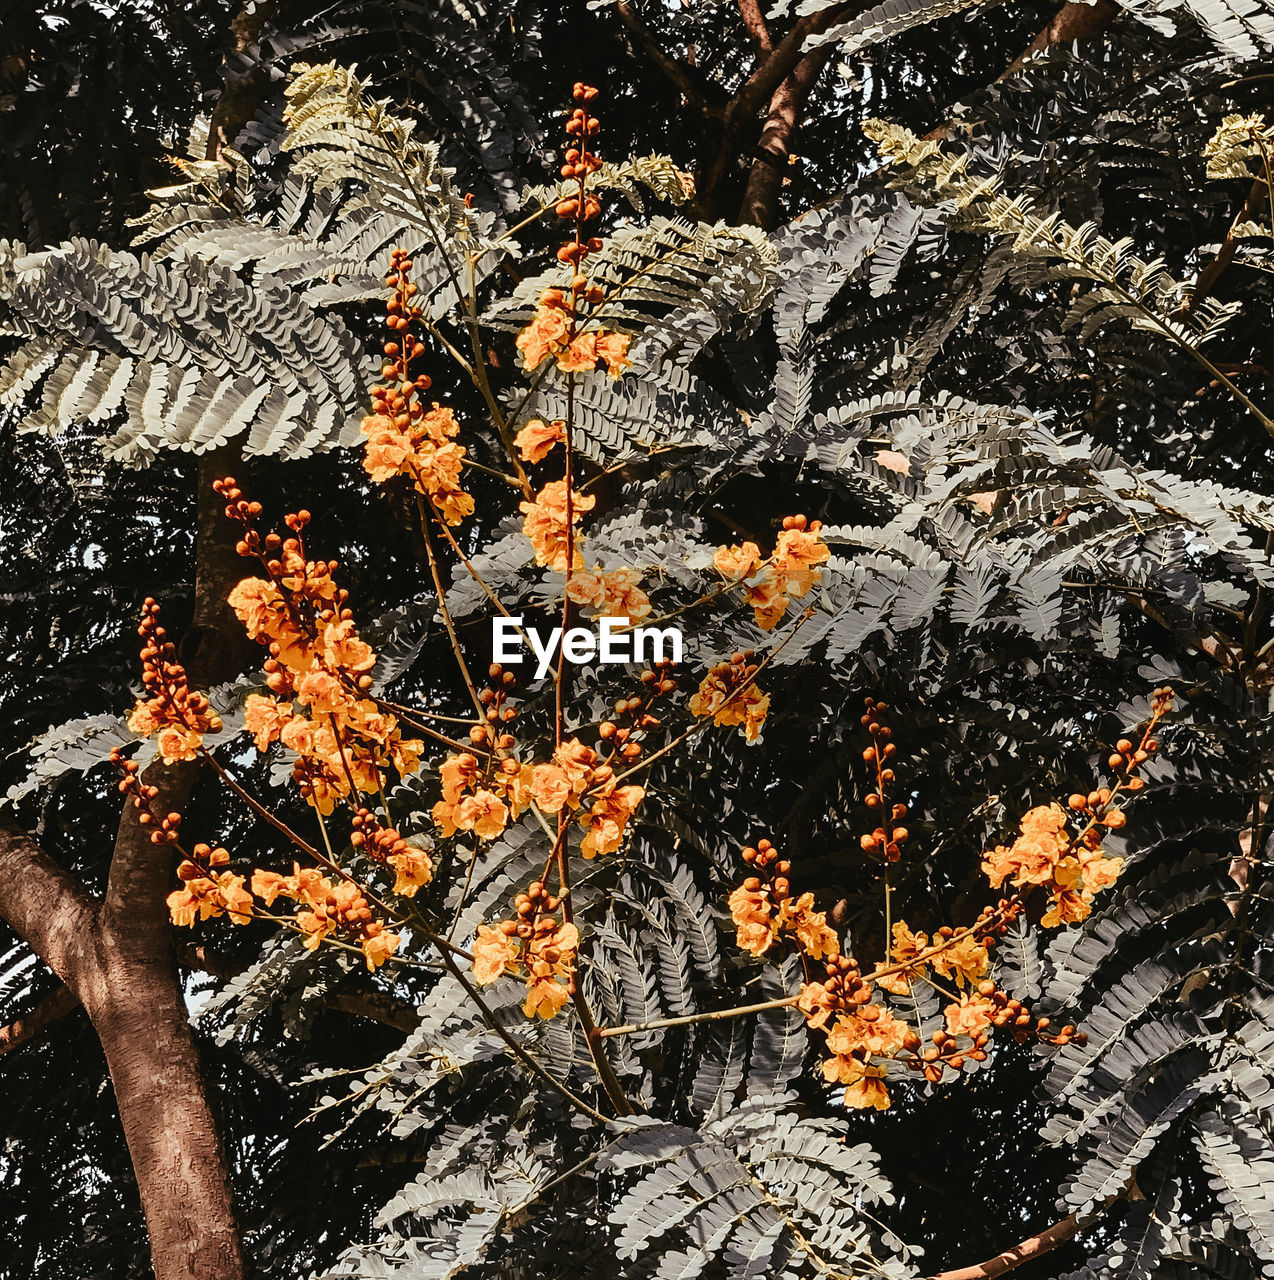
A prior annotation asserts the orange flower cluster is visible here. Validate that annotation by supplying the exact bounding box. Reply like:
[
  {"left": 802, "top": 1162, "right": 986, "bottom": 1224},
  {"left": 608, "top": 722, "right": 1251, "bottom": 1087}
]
[
  {"left": 875, "top": 918, "right": 991, "bottom": 995},
  {"left": 713, "top": 516, "right": 829, "bottom": 630},
  {"left": 434, "top": 736, "right": 644, "bottom": 859},
  {"left": 167, "top": 844, "right": 253, "bottom": 927},
  {"left": 514, "top": 86, "right": 631, "bottom": 382},
  {"left": 359, "top": 248, "right": 473, "bottom": 524},
  {"left": 727, "top": 839, "right": 838, "bottom": 959},
  {"left": 982, "top": 688, "right": 1172, "bottom": 927},
  {"left": 514, "top": 426, "right": 652, "bottom": 614},
  {"left": 350, "top": 809, "right": 434, "bottom": 898},
  {"left": 516, "top": 289, "right": 631, "bottom": 379},
  {"left": 251, "top": 864, "right": 400, "bottom": 970},
  {"left": 566, "top": 565, "right": 652, "bottom": 622},
  {"left": 216, "top": 481, "right": 423, "bottom": 815},
  {"left": 797, "top": 955, "right": 917, "bottom": 1111},
  {"left": 472, "top": 881, "right": 578, "bottom": 1019},
  {"left": 689, "top": 651, "right": 769, "bottom": 741},
  {"left": 981, "top": 803, "right": 1120, "bottom": 928},
  {"left": 520, "top": 480, "right": 596, "bottom": 572},
  {"left": 126, "top": 599, "right": 223, "bottom": 763}
]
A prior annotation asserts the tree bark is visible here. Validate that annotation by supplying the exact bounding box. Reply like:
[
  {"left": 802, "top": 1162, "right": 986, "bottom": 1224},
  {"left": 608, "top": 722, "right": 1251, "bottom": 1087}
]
[
  {"left": 0, "top": 10, "right": 286, "bottom": 1272},
  {"left": 1001, "top": 0, "right": 1119, "bottom": 78},
  {"left": 737, "top": 46, "right": 833, "bottom": 229},
  {"left": 929, "top": 1211, "right": 1083, "bottom": 1279}
]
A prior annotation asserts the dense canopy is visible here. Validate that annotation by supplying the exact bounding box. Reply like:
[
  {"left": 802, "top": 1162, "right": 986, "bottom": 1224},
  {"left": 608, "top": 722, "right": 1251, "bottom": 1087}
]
[{"left": 3, "top": 2, "right": 1274, "bottom": 1278}]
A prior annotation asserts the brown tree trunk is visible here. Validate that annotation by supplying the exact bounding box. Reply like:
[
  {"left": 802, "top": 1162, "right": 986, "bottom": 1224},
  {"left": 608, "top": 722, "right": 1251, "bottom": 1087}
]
[
  {"left": 0, "top": 802, "right": 247, "bottom": 1280},
  {"left": 87, "top": 805, "right": 245, "bottom": 1280}
]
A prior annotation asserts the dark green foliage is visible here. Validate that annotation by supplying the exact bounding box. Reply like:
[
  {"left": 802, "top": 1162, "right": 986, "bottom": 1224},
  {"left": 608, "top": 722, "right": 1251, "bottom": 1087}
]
[{"left": 5, "top": 1, "right": 1274, "bottom": 1278}]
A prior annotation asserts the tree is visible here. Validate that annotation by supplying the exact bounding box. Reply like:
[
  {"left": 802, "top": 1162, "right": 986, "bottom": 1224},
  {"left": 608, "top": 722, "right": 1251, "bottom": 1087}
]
[{"left": 3, "top": 2, "right": 1274, "bottom": 1279}]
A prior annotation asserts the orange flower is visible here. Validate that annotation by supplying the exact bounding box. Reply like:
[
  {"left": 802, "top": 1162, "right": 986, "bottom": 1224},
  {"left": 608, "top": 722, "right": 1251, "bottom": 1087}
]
[
  {"left": 128, "top": 684, "right": 221, "bottom": 762},
  {"left": 1079, "top": 847, "right": 1122, "bottom": 895},
  {"left": 243, "top": 694, "right": 292, "bottom": 752},
  {"left": 296, "top": 910, "right": 332, "bottom": 952},
  {"left": 825, "top": 1007, "right": 908, "bottom": 1059},
  {"left": 579, "top": 784, "right": 645, "bottom": 858},
  {"left": 227, "top": 577, "right": 289, "bottom": 641},
  {"left": 360, "top": 928, "right": 400, "bottom": 972},
  {"left": 945, "top": 993, "right": 996, "bottom": 1037},
  {"left": 689, "top": 665, "right": 769, "bottom": 741},
  {"left": 743, "top": 568, "right": 789, "bottom": 631},
  {"left": 557, "top": 331, "right": 599, "bottom": 373},
  {"left": 440, "top": 752, "right": 481, "bottom": 803},
  {"left": 361, "top": 417, "right": 412, "bottom": 482},
  {"left": 322, "top": 619, "right": 376, "bottom": 675},
  {"left": 455, "top": 789, "right": 510, "bottom": 841},
  {"left": 520, "top": 481, "right": 596, "bottom": 572},
  {"left": 594, "top": 330, "right": 632, "bottom": 378},
  {"left": 523, "top": 977, "right": 572, "bottom": 1019},
  {"left": 516, "top": 295, "right": 572, "bottom": 370},
  {"left": 250, "top": 869, "right": 294, "bottom": 906},
  {"left": 929, "top": 934, "right": 989, "bottom": 989},
  {"left": 473, "top": 925, "right": 520, "bottom": 984},
  {"left": 797, "top": 981, "right": 838, "bottom": 1031},
  {"left": 514, "top": 418, "right": 565, "bottom": 463},
  {"left": 522, "top": 920, "right": 579, "bottom": 1019},
  {"left": 714, "top": 541, "right": 761, "bottom": 581},
  {"left": 499, "top": 762, "right": 535, "bottom": 819},
  {"left": 982, "top": 802, "right": 1071, "bottom": 890},
  {"left": 166, "top": 877, "right": 221, "bottom": 927},
  {"left": 215, "top": 872, "right": 254, "bottom": 925},
  {"left": 389, "top": 736, "right": 424, "bottom": 778},
  {"left": 566, "top": 567, "right": 652, "bottom": 621},
  {"left": 388, "top": 846, "right": 434, "bottom": 897},
  {"left": 155, "top": 723, "right": 203, "bottom": 764},
  {"left": 773, "top": 525, "right": 829, "bottom": 598},
  {"left": 530, "top": 763, "right": 572, "bottom": 813},
  {"left": 728, "top": 885, "right": 777, "bottom": 956},
  {"left": 843, "top": 1067, "right": 891, "bottom": 1111},
  {"left": 296, "top": 668, "right": 350, "bottom": 717},
  {"left": 1042, "top": 892, "right": 1090, "bottom": 928},
  {"left": 553, "top": 738, "right": 597, "bottom": 798},
  {"left": 876, "top": 919, "right": 930, "bottom": 995},
  {"left": 778, "top": 892, "right": 839, "bottom": 959}
]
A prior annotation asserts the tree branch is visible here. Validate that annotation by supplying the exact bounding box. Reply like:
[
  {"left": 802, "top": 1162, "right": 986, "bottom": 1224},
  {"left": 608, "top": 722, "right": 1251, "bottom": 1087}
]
[
  {"left": 738, "top": 45, "right": 833, "bottom": 229},
  {"left": 724, "top": 3, "right": 860, "bottom": 134},
  {"left": 925, "top": 0, "right": 1119, "bottom": 140},
  {"left": 929, "top": 1211, "right": 1084, "bottom": 1279},
  {"left": 614, "top": 2, "right": 726, "bottom": 115},
  {"left": 931, "top": 1191, "right": 1127, "bottom": 1279},
  {"left": 0, "top": 816, "right": 98, "bottom": 987},
  {"left": 737, "top": 0, "right": 774, "bottom": 55},
  {"left": 0, "top": 984, "right": 81, "bottom": 1058},
  {"left": 1001, "top": 0, "right": 1119, "bottom": 79},
  {"left": 1189, "top": 174, "right": 1267, "bottom": 312}
]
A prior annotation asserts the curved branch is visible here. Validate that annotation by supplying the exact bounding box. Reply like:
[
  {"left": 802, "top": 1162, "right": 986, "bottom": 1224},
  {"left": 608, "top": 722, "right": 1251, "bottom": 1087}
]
[
  {"left": 0, "top": 816, "right": 98, "bottom": 987},
  {"left": 925, "top": 0, "right": 1119, "bottom": 140},
  {"left": 929, "top": 1212, "right": 1083, "bottom": 1279},
  {"left": 1002, "top": 0, "right": 1119, "bottom": 78},
  {"left": 1189, "top": 175, "right": 1267, "bottom": 312},
  {"left": 931, "top": 1188, "right": 1128, "bottom": 1280},
  {"left": 725, "top": 2, "right": 862, "bottom": 133},
  {"left": 614, "top": 1, "right": 726, "bottom": 114},
  {"left": 0, "top": 983, "right": 81, "bottom": 1057}
]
